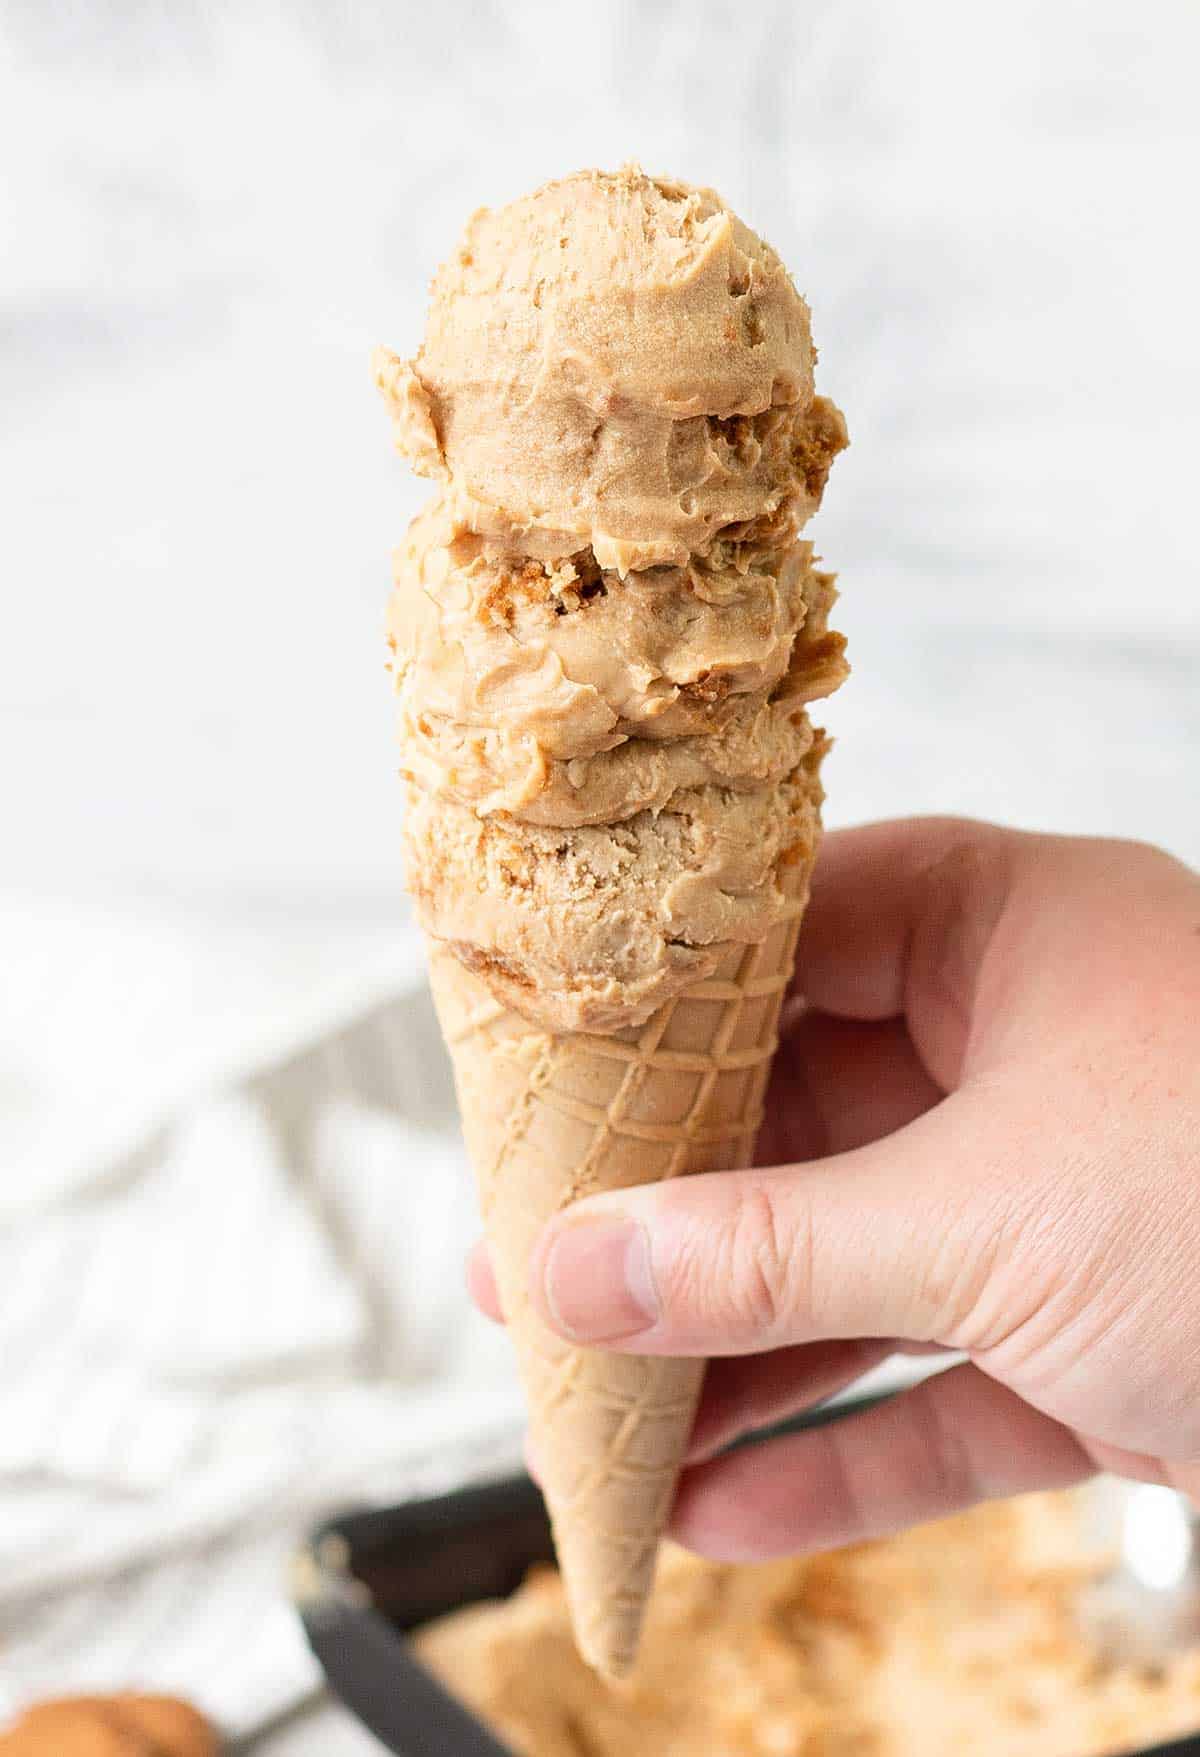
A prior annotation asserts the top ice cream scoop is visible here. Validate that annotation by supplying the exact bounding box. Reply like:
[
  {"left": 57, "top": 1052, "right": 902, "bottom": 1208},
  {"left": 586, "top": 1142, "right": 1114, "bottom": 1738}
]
[{"left": 374, "top": 165, "right": 844, "bottom": 573}]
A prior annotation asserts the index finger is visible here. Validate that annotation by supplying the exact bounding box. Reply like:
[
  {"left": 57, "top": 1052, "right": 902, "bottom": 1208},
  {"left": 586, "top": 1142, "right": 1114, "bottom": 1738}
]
[
  {"left": 794, "top": 817, "right": 1015, "bottom": 1018},
  {"left": 793, "top": 817, "right": 1017, "bottom": 1088}
]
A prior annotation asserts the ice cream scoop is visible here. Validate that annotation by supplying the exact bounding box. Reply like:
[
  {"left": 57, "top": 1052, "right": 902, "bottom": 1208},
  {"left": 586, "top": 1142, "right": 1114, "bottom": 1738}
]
[
  {"left": 388, "top": 498, "right": 847, "bottom": 828},
  {"left": 374, "top": 166, "right": 845, "bottom": 573},
  {"left": 405, "top": 743, "right": 827, "bottom": 1034}
]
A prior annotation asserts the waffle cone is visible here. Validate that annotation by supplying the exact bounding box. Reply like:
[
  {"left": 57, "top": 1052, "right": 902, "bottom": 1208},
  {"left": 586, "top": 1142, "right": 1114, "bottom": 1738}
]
[{"left": 427, "top": 853, "right": 811, "bottom": 1677}]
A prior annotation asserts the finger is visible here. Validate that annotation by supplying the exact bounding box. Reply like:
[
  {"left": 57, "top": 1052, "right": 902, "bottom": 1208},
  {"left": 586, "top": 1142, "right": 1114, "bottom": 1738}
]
[
  {"left": 688, "top": 1339, "right": 894, "bottom": 1463},
  {"left": 756, "top": 1009, "right": 943, "bottom": 1166},
  {"left": 793, "top": 817, "right": 1018, "bottom": 1087},
  {"left": 1080, "top": 1438, "right": 1176, "bottom": 1487},
  {"left": 1069, "top": 1439, "right": 1200, "bottom": 1504},
  {"left": 671, "top": 1362, "right": 1092, "bottom": 1561},
  {"left": 795, "top": 819, "right": 1200, "bottom": 1090},
  {"left": 466, "top": 1239, "right": 503, "bottom": 1323},
  {"left": 529, "top": 1085, "right": 1015, "bottom": 1356},
  {"left": 473, "top": 1022, "right": 940, "bottom": 1313},
  {"left": 480, "top": 1013, "right": 943, "bottom": 1343}
]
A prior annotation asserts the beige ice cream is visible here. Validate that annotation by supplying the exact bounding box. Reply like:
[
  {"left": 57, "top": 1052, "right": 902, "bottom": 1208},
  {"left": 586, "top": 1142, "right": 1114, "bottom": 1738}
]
[
  {"left": 375, "top": 163, "right": 847, "bottom": 1673},
  {"left": 388, "top": 499, "right": 847, "bottom": 828},
  {"left": 405, "top": 753, "right": 826, "bottom": 1035},
  {"left": 415, "top": 1492, "right": 1200, "bottom": 1757},
  {"left": 380, "top": 165, "right": 847, "bottom": 1033},
  {"left": 374, "top": 168, "right": 846, "bottom": 574}
]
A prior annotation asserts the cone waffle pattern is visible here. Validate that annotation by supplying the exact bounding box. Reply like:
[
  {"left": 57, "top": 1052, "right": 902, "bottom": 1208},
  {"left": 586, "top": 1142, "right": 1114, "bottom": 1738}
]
[{"left": 429, "top": 856, "right": 810, "bottom": 1675}]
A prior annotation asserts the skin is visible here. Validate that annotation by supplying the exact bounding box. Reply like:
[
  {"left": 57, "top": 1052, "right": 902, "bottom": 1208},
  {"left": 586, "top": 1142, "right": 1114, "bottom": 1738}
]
[{"left": 468, "top": 817, "right": 1200, "bottom": 1561}]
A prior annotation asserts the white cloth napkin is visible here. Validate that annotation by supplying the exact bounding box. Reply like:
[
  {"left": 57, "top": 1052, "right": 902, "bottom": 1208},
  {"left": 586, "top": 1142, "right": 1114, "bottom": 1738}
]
[{"left": 0, "top": 892, "right": 525, "bottom": 1739}]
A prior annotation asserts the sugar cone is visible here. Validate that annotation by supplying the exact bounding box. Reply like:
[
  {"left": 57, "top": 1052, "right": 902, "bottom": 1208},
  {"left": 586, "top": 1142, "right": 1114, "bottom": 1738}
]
[{"left": 427, "top": 851, "right": 811, "bottom": 1677}]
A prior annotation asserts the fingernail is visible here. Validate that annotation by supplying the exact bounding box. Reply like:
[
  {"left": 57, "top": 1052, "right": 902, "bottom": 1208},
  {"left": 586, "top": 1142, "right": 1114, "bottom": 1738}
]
[{"left": 540, "top": 1217, "right": 660, "bottom": 1342}]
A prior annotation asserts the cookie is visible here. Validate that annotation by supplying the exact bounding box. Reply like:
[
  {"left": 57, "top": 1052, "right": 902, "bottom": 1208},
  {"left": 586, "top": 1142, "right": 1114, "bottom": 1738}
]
[
  {"left": 110, "top": 1698, "right": 216, "bottom": 1757},
  {"left": 0, "top": 1694, "right": 217, "bottom": 1756}
]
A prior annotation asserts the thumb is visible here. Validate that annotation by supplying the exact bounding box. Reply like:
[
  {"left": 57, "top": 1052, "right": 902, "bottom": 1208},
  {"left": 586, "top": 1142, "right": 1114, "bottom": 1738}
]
[{"left": 528, "top": 1089, "right": 1021, "bottom": 1356}]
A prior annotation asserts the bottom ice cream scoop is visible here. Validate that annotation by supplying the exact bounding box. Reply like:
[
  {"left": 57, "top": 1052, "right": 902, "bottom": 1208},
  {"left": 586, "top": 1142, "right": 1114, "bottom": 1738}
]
[{"left": 404, "top": 736, "right": 826, "bottom": 1034}]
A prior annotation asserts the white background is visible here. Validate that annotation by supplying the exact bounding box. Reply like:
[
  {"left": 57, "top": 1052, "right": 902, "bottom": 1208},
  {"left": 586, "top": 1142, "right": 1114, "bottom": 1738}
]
[{"left": 1, "top": 2, "right": 1198, "bottom": 1750}]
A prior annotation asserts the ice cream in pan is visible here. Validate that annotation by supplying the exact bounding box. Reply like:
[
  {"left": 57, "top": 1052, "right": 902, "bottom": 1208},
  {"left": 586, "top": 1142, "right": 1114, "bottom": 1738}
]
[{"left": 374, "top": 164, "right": 848, "bottom": 1676}]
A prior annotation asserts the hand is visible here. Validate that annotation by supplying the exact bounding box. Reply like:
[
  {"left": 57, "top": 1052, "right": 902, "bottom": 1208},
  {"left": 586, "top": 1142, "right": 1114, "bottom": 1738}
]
[{"left": 467, "top": 818, "right": 1200, "bottom": 1561}]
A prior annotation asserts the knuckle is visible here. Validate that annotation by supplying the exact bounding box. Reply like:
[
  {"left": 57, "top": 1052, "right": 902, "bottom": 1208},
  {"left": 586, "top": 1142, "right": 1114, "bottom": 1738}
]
[
  {"left": 914, "top": 1175, "right": 1054, "bottom": 1353},
  {"left": 723, "top": 1181, "right": 809, "bottom": 1343},
  {"left": 917, "top": 1195, "right": 1011, "bottom": 1342}
]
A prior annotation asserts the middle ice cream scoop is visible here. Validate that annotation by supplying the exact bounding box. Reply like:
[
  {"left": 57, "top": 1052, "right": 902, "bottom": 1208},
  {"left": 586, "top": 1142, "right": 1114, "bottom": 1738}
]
[{"left": 388, "top": 497, "right": 847, "bottom": 826}]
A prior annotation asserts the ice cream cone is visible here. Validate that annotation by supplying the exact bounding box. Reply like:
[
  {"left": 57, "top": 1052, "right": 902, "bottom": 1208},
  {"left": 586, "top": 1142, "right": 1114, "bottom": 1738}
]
[
  {"left": 427, "top": 847, "right": 813, "bottom": 1676},
  {"left": 375, "top": 167, "right": 846, "bottom": 1674}
]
